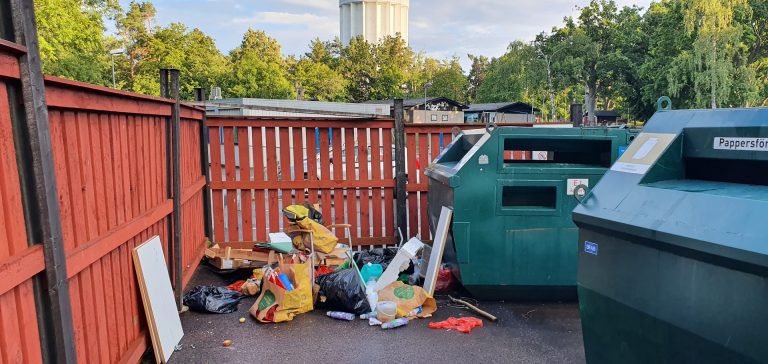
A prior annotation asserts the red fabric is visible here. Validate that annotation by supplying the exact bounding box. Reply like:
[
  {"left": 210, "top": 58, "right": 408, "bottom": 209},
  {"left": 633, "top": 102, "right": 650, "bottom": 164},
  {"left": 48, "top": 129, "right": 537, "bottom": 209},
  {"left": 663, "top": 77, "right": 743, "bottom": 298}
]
[
  {"left": 226, "top": 280, "right": 246, "bottom": 291},
  {"left": 428, "top": 317, "right": 483, "bottom": 333},
  {"left": 316, "top": 265, "right": 334, "bottom": 277},
  {"left": 434, "top": 266, "right": 454, "bottom": 292}
]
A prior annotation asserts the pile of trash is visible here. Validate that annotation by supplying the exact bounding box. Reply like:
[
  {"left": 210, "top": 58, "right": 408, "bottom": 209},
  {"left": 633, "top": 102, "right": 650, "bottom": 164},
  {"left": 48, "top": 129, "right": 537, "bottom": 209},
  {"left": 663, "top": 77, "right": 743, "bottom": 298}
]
[{"left": 185, "top": 203, "right": 488, "bottom": 333}]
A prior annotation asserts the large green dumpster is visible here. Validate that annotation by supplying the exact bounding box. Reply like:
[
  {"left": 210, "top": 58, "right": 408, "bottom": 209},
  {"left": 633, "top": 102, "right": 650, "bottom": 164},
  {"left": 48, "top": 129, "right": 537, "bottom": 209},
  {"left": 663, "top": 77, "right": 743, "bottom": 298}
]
[
  {"left": 573, "top": 107, "right": 768, "bottom": 363},
  {"left": 425, "top": 126, "right": 637, "bottom": 300}
]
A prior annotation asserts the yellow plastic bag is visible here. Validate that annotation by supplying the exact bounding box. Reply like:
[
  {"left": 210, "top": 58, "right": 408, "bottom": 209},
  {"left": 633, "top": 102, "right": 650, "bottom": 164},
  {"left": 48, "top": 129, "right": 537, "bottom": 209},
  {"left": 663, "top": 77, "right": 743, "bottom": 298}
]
[
  {"left": 250, "top": 255, "right": 314, "bottom": 323},
  {"left": 285, "top": 218, "right": 338, "bottom": 254}
]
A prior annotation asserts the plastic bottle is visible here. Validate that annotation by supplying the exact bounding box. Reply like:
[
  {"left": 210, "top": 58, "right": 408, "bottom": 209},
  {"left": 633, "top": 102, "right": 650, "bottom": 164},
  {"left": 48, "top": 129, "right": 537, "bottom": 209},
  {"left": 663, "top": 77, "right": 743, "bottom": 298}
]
[
  {"left": 365, "top": 280, "right": 378, "bottom": 312},
  {"left": 359, "top": 312, "right": 377, "bottom": 320},
  {"left": 361, "top": 263, "right": 383, "bottom": 283},
  {"left": 381, "top": 318, "right": 408, "bottom": 329},
  {"left": 406, "top": 306, "right": 423, "bottom": 317},
  {"left": 326, "top": 311, "right": 355, "bottom": 321}
]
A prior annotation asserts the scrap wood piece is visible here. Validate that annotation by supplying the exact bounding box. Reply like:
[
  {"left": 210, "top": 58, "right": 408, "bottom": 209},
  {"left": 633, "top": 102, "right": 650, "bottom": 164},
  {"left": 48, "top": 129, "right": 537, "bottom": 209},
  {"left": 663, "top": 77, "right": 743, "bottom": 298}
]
[
  {"left": 448, "top": 295, "right": 498, "bottom": 322},
  {"left": 423, "top": 207, "right": 452, "bottom": 296}
]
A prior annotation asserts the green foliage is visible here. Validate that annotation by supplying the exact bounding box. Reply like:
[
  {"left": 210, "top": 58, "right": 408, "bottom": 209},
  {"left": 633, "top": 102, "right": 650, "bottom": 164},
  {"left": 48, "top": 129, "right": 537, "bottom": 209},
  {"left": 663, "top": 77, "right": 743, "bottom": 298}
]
[
  {"left": 35, "top": 0, "right": 115, "bottom": 85},
  {"left": 35, "top": 0, "right": 768, "bottom": 117}
]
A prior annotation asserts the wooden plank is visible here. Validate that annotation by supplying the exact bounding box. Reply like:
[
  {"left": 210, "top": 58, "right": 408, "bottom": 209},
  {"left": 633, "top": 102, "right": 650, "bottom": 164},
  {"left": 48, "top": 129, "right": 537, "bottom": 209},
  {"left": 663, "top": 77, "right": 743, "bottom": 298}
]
[
  {"left": 238, "top": 127, "right": 253, "bottom": 241},
  {"left": 208, "top": 127, "right": 224, "bottom": 242},
  {"left": 223, "top": 127, "right": 238, "bottom": 241},
  {"left": 292, "top": 127, "right": 305, "bottom": 204},
  {"left": 251, "top": 127, "right": 266, "bottom": 241},
  {"left": 0, "top": 288, "right": 25, "bottom": 363},
  {"left": 210, "top": 178, "right": 397, "bottom": 191},
  {"left": 318, "top": 128, "right": 332, "bottom": 220},
  {"left": 430, "top": 133, "right": 441, "bottom": 167},
  {"left": 278, "top": 127, "right": 292, "bottom": 213},
  {"left": 264, "top": 127, "right": 280, "bottom": 233},
  {"left": 382, "top": 129, "right": 395, "bottom": 239},
  {"left": 406, "top": 132, "right": 418, "bottom": 237},
  {"left": 66, "top": 200, "right": 173, "bottom": 278},
  {"left": 418, "top": 133, "right": 430, "bottom": 238},
  {"left": 305, "top": 127, "right": 318, "bottom": 205},
  {"left": 369, "top": 128, "right": 383, "bottom": 238},
  {"left": 359, "top": 128, "right": 371, "bottom": 238},
  {"left": 0, "top": 246, "right": 44, "bottom": 296},
  {"left": 331, "top": 128, "right": 344, "bottom": 227},
  {"left": 344, "top": 128, "right": 358, "bottom": 237}
]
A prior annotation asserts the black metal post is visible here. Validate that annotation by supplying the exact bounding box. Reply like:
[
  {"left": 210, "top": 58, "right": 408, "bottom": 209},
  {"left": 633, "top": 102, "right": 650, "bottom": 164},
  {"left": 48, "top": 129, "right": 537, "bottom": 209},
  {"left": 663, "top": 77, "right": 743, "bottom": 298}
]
[
  {"left": 195, "top": 88, "right": 214, "bottom": 240},
  {"left": 169, "top": 69, "right": 183, "bottom": 309},
  {"left": 393, "top": 99, "right": 407, "bottom": 239},
  {"left": 10, "top": 0, "right": 76, "bottom": 362}
]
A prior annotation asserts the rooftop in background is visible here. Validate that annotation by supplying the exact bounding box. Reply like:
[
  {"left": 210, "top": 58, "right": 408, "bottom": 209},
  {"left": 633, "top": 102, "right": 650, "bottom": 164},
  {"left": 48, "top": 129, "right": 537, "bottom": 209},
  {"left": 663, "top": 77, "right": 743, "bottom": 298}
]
[
  {"left": 366, "top": 97, "right": 469, "bottom": 109},
  {"left": 200, "top": 98, "right": 392, "bottom": 118},
  {"left": 466, "top": 102, "right": 541, "bottom": 114}
]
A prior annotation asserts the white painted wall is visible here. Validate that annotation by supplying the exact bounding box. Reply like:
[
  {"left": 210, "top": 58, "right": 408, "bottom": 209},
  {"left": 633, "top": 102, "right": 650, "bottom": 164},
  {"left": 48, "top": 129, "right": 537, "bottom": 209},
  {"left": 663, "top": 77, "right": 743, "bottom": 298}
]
[{"left": 340, "top": 0, "right": 409, "bottom": 45}]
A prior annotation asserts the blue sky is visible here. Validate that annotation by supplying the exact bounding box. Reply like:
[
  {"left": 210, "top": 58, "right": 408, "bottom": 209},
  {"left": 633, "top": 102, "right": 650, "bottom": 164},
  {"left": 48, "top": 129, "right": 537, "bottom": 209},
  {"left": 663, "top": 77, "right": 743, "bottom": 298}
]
[{"left": 119, "top": 0, "right": 652, "bottom": 67}]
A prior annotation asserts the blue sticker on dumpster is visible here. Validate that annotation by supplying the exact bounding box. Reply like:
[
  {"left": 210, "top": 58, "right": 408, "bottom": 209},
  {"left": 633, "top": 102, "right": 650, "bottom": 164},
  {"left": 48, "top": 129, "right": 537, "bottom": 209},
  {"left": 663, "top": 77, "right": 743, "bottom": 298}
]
[{"left": 584, "top": 241, "right": 598, "bottom": 255}]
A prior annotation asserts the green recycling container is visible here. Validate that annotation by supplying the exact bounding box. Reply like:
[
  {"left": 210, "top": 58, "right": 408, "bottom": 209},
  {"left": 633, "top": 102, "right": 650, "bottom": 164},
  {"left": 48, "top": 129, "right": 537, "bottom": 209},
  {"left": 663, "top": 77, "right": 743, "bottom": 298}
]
[
  {"left": 425, "top": 126, "right": 637, "bottom": 300},
  {"left": 573, "top": 108, "right": 768, "bottom": 363}
]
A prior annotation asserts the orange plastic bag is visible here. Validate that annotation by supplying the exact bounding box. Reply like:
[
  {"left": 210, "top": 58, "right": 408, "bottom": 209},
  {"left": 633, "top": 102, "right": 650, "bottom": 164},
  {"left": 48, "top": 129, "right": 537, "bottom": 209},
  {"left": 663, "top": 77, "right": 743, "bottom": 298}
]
[{"left": 428, "top": 317, "right": 483, "bottom": 333}]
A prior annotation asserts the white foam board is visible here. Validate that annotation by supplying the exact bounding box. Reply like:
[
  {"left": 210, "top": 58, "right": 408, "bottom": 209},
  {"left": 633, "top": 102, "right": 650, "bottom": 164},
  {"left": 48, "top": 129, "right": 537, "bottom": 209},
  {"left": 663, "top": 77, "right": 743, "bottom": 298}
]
[
  {"left": 423, "top": 207, "right": 452, "bottom": 296},
  {"left": 133, "top": 236, "right": 183, "bottom": 363}
]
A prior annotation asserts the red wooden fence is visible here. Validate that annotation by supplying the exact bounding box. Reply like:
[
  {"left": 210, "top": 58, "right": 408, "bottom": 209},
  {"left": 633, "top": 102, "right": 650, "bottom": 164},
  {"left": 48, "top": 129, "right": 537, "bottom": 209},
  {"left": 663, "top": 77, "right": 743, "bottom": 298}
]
[
  {"left": 0, "top": 39, "right": 207, "bottom": 362},
  {"left": 206, "top": 118, "right": 501, "bottom": 246}
]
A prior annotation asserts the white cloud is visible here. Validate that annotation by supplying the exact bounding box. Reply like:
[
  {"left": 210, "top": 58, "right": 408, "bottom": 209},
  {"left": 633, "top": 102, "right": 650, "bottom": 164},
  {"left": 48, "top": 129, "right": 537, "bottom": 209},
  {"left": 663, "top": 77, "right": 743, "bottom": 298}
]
[{"left": 277, "top": 0, "right": 337, "bottom": 12}]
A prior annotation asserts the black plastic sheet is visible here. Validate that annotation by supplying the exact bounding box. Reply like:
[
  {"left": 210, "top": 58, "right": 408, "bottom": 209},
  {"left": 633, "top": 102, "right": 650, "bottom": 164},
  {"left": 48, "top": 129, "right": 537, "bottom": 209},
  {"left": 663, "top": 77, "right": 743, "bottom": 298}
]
[
  {"left": 183, "top": 286, "right": 243, "bottom": 314},
  {"left": 315, "top": 268, "right": 371, "bottom": 314}
]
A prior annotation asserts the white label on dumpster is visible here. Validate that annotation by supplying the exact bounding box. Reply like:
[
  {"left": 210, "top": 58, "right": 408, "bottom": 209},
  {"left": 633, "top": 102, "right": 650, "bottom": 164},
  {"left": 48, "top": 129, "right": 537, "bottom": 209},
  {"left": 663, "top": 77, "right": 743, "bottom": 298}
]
[
  {"left": 478, "top": 154, "right": 489, "bottom": 165},
  {"left": 632, "top": 138, "right": 658, "bottom": 160},
  {"left": 567, "top": 179, "right": 589, "bottom": 195},
  {"left": 713, "top": 137, "right": 768, "bottom": 151}
]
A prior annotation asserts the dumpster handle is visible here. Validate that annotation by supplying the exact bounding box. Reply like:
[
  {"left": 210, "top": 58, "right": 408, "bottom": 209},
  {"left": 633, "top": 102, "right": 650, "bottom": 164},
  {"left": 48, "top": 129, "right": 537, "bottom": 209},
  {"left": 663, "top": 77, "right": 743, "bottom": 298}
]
[
  {"left": 485, "top": 118, "right": 496, "bottom": 134},
  {"left": 574, "top": 184, "right": 593, "bottom": 205}
]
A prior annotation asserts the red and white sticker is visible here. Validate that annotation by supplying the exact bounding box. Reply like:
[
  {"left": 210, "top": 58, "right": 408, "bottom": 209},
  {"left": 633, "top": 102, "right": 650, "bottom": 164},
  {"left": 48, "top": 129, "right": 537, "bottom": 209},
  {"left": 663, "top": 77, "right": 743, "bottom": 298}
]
[{"left": 567, "top": 178, "right": 589, "bottom": 195}]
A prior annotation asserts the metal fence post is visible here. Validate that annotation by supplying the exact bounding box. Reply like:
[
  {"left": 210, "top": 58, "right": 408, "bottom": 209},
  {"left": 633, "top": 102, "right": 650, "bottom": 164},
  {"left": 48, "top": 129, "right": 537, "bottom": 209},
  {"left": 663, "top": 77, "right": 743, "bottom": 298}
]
[
  {"left": 9, "top": 0, "right": 76, "bottom": 362},
  {"left": 393, "top": 99, "right": 407, "bottom": 239},
  {"left": 168, "top": 70, "right": 183, "bottom": 309},
  {"left": 194, "top": 88, "right": 214, "bottom": 240}
]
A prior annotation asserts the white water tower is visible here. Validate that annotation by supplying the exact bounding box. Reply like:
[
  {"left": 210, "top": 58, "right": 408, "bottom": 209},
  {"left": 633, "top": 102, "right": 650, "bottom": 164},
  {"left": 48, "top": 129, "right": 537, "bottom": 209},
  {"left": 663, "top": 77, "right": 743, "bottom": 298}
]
[{"left": 340, "top": 0, "right": 409, "bottom": 45}]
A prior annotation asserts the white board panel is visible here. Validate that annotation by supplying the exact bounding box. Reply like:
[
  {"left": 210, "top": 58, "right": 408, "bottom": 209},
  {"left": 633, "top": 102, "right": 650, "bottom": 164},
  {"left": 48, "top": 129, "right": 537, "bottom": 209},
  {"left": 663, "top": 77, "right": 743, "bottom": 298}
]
[
  {"left": 133, "top": 236, "right": 183, "bottom": 363},
  {"left": 423, "top": 207, "right": 452, "bottom": 296}
]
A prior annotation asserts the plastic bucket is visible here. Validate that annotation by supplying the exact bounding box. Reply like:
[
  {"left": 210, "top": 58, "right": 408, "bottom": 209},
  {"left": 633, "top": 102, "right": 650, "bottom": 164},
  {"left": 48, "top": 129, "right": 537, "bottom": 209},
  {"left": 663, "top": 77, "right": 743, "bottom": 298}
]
[{"left": 377, "top": 301, "right": 397, "bottom": 323}]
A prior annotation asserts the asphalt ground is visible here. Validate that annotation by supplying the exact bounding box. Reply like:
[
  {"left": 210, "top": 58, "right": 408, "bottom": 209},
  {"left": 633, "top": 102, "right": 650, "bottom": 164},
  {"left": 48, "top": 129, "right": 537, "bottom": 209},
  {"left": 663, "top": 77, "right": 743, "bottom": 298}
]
[{"left": 165, "top": 263, "right": 586, "bottom": 364}]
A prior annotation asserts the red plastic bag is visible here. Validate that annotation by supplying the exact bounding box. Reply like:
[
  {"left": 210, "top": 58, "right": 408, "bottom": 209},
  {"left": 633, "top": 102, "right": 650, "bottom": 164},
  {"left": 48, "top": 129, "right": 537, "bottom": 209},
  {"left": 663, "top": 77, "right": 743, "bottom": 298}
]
[
  {"left": 316, "top": 265, "right": 335, "bottom": 277},
  {"left": 434, "top": 265, "right": 454, "bottom": 293},
  {"left": 428, "top": 317, "right": 483, "bottom": 333},
  {"left": 226, "top": 280, "right": 246, "bottom": 292}
]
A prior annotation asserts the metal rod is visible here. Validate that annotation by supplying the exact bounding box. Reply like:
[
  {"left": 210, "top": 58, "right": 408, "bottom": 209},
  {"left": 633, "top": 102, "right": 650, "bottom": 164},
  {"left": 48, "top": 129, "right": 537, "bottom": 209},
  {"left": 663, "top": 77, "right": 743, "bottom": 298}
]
[
  {"left": 10, "top": 0, "right": 76, "bottom": 361},
  {"left": 393, "top": 99, "right": 407, "bottom": 238}
]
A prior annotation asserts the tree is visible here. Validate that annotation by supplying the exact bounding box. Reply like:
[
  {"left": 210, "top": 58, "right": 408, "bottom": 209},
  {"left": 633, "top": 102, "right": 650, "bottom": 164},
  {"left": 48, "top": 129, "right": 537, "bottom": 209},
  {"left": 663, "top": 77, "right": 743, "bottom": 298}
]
[
  {"left": 476, "top": 41, "right": 547, "bottom": 110},
  {"left": 429, "top": 57, "right": 469, "bottom": 103},
  {"left": 225, "top": 30, "right": 293, "bottom": 98},
  {"left": 131, "top": 23, "right": 227, "bottom": 98},
  {"left": 681, "top": 0, "right": 753, "bottom": 108},
  {"left": 116, "top": 1, "right": 156, "bottom": 87},
  {"left": 35, "top": 0, "right": 117, "bottom": 84},
  {"left": 466, "top": 54, "right": 489, "bottom": 103},
  {"left": 291, "top": 58, "right": 347, "bottom": 101}
]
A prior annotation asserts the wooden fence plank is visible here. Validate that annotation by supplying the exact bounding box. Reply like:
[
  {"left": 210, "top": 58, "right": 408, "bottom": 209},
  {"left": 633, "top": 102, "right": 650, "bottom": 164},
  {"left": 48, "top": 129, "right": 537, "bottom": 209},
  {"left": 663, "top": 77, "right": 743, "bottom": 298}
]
[
  {"left": 382, "top": 129, "right": 395, "bottom": 240},
  {"left": 238, "top": 127, "right": 253, "bottom": 241},
  {"left": 318, "top": 128, "right": 332, "bottom": 220},
  {"left": 405, "top": 132, "right": 417, "bottom": 237},
  {"left": 209, "top": 127, "right": 224, "bottom": 241},
  {"left": 344, "top": 128, "right": 358, "bottom": 235},
  {"left": 251, "top": 127, "right": 266, "bottom": 241},
  {"left": 292, "top": 127, "right": 305, "bottom": 205},
  {"left": 370, "top": 128, "right": 383, "bottom": 238},
  {"left": 305, "top": 127, "right": 318, "bottom": 205},
  {"left": 418, "top": 133, "right": 430, "bottom": 238},
  {"left": 223, "top": 127, "right": 238, "bottom": 241},
  {"left": 331, "top": 129, "right": 344, "bottom": 228},
  {"left": 264, "top": 127, "right": 280, "bottom": 233}
]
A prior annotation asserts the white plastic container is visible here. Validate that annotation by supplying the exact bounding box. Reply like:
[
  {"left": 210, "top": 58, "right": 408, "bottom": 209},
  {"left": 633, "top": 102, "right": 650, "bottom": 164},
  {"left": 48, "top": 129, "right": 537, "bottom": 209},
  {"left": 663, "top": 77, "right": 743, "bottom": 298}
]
[{"left": 376, "top": 301, "right": 397, "bottom": 323}]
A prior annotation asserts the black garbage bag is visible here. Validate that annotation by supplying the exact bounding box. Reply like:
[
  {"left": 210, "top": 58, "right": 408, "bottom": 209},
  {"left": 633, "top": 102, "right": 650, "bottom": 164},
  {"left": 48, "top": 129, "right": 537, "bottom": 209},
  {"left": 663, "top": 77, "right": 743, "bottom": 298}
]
[
  {"left": 353, "top": 248, "right": 398, "bottom": 269},
  {"left": 183, "top": 286, "right": 243, "bottom": 314},
  {"left": 315, "top": 268, "right": 371, "bottom": 314},
  {"left": 354, "top": 248, "right": 415, "bottom": 274}
]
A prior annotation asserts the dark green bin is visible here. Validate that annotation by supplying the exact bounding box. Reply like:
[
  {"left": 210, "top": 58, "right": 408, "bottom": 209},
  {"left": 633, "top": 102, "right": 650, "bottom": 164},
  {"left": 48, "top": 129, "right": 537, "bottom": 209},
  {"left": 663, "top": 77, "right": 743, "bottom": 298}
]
[
  {"left": 425, "top": 126, "right": 636, "bottom": 300},
  {"left": 573, "top": 108, "right": 768, "bottom": 363}
]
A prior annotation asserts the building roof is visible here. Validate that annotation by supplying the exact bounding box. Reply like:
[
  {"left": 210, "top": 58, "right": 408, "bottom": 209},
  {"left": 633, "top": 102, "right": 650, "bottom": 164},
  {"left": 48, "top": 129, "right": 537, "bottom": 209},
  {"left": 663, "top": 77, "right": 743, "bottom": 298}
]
[
  {"left": 594, "top": 110, "right": 620, "bottom": 118},
  {"left": 466, "top": 102, "right": 540, "bottom": 113},
  {"left": 365, "top": 97, "right": 468, "bottom": 109},
  {"left": 203, "top": 98, "right": 391, "bottom": 118}
]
